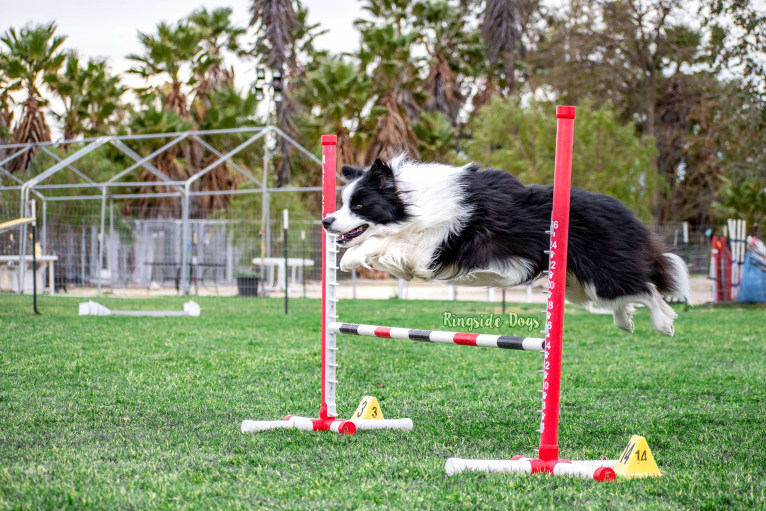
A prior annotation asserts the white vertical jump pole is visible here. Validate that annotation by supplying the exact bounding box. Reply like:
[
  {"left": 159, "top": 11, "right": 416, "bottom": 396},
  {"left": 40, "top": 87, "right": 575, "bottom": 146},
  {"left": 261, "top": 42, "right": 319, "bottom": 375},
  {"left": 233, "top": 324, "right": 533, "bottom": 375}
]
[{"left": 241, "top": 135, "right": 412, "bottom": 434}]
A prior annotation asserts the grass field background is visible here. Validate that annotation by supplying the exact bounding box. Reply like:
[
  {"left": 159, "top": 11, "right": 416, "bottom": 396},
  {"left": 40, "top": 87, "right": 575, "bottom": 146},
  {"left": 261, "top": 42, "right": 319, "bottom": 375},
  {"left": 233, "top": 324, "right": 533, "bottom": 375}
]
[{"left": 1, "top": 295, "right": 764, "bottom": 509}]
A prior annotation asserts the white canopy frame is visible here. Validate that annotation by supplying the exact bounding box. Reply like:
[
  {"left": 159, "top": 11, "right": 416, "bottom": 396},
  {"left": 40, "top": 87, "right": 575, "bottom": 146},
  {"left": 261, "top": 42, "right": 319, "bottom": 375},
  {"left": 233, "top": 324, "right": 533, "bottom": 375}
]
[{"left": 0, "top": 126, "right": 346, "bottom": 295}]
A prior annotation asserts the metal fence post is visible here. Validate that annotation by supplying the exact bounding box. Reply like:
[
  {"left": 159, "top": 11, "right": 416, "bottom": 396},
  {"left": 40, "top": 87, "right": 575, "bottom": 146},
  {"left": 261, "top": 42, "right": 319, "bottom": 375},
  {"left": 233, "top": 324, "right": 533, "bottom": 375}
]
[
  {"left": 97, "top": 187, "right": 107, "bottom": 296},
  {"left": 18, "top": 187, "right": 29, "bottom": 294},
  {"left": 181, "top": 185, "right": 191, "bottom": 296},
  {"left": 41, "top": 199, "right": 47, "bottom": 255}
]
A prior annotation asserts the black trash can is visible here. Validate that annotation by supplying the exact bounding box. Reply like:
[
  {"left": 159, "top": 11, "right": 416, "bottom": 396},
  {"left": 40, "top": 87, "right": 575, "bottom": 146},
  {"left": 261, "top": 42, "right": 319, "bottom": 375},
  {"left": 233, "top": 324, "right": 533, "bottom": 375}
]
[{"left": 236, "top": 276, "right": 260, "bottom": 297}]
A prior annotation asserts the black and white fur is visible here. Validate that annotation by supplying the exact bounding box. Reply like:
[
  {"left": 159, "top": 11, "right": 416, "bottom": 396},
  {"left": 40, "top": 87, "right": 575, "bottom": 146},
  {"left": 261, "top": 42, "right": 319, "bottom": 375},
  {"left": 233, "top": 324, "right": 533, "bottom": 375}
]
[{"left": 322, "top": 156, "right": 690, "bottom": 336}]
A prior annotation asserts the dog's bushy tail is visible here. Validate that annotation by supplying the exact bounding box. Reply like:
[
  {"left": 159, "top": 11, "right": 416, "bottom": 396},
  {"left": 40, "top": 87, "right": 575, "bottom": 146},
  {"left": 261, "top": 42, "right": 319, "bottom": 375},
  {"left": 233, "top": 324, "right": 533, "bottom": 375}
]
[{"left": 651, "top": 239, "right": 691, "bottom": 302}]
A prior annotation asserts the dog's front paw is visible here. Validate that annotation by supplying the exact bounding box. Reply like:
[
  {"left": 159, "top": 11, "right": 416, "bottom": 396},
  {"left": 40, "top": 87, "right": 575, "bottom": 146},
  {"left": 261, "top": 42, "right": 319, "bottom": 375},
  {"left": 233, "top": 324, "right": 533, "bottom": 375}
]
[
  {"left": 412, "top": 267, "right": 435, "bottom": 281},
  {"left": 339, "top": 253, "right": 362, "bottom": 273}
]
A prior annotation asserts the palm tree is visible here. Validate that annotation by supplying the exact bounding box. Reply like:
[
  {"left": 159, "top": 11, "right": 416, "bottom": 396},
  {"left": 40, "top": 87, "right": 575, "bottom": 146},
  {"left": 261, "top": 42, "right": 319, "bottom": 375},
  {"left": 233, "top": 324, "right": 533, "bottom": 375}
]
[
  {"left": 300, "top": 56, "right": 371, "bottom": 166},
  {"left": 250, "top": 0, "right": 300, "bottom": 187},
  {"left": 413, "top": 0, "right": 482, "bottom": 124},
  {"left": 0, "top": 74, "right": 16, "bottom": 148},
  {"left": 188, "top": 7, "right": 245, "bottom": 120},
  {"left": 478, "top": 0, "right": 533, "bottom": 94},
  {"left": 0, "top": 22, "right": 65, "bottom": 171},
  {"left": 194, "top": 86, "right": 260, "bottom": 211},
  {"left": 128, "top": 21, "right": 199, "bottom": 118},
  {"left": 126, "top": 108, "right": 193, "bottom": 216},
  {"left": 127, "top": 21, "right": 202, "bottom": 214},
  {"left": 80, "top": 59, "right": 126, "bottom": 136},
  {"left": 356, "top": 19, "right": 421, "bottom": 160},
  {"left": 249, "top": 0, "right": 298, "bottom": 70},
  {"left": 48, "top": 53, "right": 127, "bottom": 141},
  {"left": 47, "top": 52, "right": 87, "bottom": 141}
]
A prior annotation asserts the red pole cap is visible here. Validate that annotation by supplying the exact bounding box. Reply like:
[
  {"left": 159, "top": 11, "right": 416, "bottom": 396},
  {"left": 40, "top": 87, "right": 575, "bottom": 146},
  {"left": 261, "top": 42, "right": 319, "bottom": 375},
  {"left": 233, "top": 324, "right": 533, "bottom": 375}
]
[
  {"left": 556, "top": 106, "right": 576, "bottom": 119},
  {"left": 321, "top": 134, "right": 337, "bottom": 146}
]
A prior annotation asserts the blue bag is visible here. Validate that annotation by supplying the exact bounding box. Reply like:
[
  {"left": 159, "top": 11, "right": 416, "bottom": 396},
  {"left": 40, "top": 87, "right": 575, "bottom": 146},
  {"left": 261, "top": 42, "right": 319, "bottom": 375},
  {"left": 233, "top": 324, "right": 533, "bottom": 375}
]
[{"left": 738, "top": 251, "right": 766, "bottom": 303}]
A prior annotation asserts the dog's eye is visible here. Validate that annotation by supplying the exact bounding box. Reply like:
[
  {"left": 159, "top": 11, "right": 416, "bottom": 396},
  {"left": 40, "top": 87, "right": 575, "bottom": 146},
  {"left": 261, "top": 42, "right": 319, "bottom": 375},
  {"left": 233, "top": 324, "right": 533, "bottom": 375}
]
[{"left": 351, "top": 204, "right": 363, "bottom": 211}]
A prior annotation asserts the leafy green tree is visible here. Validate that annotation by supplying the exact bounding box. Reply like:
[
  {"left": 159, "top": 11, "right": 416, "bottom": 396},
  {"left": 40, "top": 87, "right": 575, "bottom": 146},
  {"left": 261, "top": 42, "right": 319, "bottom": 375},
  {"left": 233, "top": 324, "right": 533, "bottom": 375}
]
[
  {"left": 0, "top": 22, "right": 65, "bottom": 170},
  {"left": 701, "top": 0, "right": 766, "bottom": 94},
  {"left": 413, "top": 111, "right": 457, "bottom": 162},
  {"left": 464, "top": 96, "right": 660, "bottom": 220},
  {"left": 712, "top": 178, "right": 766, "bottom": 228}
]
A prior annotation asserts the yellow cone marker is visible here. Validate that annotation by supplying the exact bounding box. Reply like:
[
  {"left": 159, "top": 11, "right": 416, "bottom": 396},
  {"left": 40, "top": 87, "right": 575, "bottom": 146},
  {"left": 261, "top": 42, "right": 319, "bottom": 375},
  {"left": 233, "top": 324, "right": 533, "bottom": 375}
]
[
  {"left": 352, "top": 396, "right": 384, "bottom": 420},
  {"left": 614, "top": 435, "right": 661, "bottom": 478}
]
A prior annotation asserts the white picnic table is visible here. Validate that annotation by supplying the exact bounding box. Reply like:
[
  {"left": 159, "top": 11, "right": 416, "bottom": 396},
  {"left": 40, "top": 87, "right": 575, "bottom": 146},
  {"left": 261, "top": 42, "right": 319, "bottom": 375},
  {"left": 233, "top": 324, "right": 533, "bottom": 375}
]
[
  {"left": 0, "top": 254, "right": 58, "bottom": 295},
  {"left": 251, "top": 257, "right": 314, "bottom": 291}
]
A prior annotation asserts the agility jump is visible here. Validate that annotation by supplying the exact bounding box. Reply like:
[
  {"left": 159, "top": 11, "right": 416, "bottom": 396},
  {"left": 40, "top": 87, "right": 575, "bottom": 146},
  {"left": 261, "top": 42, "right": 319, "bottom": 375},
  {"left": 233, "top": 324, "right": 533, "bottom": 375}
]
[{"left": 241, "top": 107, "right": 617, "bottom": 481}]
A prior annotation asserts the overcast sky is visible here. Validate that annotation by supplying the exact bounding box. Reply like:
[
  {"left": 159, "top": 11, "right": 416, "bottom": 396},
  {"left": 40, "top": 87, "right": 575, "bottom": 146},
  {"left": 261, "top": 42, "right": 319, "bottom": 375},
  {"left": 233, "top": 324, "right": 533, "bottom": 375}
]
[{"left": 2, "top": 0, "right": 364, "bottom": 87}]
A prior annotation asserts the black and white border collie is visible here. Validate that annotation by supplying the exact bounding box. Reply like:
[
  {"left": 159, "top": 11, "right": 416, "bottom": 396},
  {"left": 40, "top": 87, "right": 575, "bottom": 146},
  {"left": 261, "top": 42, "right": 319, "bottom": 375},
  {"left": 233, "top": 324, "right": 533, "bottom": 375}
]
[{"left": 322, "top": 156, "right": 690, "bottom": 336}]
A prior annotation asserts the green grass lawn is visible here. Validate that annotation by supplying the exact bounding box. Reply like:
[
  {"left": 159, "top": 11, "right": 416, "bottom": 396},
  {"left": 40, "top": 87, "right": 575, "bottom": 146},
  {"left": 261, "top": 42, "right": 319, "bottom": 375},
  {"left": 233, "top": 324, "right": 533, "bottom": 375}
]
[{"left": 1, "top": 295, "right": 764, "bottom": 509}]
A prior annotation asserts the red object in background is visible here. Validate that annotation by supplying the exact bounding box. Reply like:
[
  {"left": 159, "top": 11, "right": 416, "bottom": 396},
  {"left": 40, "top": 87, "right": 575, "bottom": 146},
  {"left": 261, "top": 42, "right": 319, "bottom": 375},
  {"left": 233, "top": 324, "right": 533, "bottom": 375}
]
[{"left": 712, "top": 236, "right": 732, "bottom": 302}]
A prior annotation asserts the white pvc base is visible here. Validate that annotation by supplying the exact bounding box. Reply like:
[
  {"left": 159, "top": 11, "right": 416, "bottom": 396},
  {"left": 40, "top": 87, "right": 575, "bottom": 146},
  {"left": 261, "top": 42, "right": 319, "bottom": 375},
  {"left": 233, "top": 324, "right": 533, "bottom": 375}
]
[
  {"left": 445, "top": 457, "right": 617, "bottom": 479},
  {"left": 240, "top": 416, "right": 414, "bottom": 434},
  {"left": 78, "top": 300, "right": 200, "bottom": 317},
  {"left": 241, "top": 417, "right": 318, "bottom": 433},
  {"left": 352, "top": 418, "right": 413, "bottom": 431}
]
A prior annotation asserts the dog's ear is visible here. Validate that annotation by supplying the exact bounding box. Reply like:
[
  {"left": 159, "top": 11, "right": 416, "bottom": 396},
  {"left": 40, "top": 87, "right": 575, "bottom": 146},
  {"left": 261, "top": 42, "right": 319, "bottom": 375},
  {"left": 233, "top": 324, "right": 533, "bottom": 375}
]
[
  {"left": 341, "top": 165, "right": 364, "bottom": 180},
  {"left": 369, "top": 158, "right": 395, "bottom": 189}
]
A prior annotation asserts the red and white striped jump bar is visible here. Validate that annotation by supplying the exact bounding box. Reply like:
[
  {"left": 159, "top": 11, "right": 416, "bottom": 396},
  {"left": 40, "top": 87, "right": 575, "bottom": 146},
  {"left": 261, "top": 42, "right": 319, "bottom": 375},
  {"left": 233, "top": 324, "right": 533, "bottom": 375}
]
[
  {"left": 329, "top": 322, "right": 545, "bottom": 352},
  {"left": 445, "top": 456, "right": 617, "bottom": 481}
]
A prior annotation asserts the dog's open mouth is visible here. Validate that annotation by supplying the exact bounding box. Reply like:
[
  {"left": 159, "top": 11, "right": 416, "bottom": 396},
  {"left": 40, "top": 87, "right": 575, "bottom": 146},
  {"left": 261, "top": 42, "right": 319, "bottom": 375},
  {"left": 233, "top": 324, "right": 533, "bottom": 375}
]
[{"left": 337, "top": 224, "right": 368, "bottom": 244}]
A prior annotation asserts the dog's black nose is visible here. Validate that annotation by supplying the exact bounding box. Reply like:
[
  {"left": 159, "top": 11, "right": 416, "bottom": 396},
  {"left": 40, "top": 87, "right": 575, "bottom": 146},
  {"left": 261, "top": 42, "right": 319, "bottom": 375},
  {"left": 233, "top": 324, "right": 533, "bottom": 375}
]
[{"left": 322, "top": 217, "right": 335, "bottom": 229}]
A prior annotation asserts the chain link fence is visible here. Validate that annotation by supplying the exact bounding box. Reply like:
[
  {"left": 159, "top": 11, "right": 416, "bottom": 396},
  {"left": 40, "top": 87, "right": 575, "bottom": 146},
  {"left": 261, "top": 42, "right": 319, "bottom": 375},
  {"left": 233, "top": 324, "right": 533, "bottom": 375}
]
[{"left": 1, "top": 198, "right": 718, "bottom": 298}]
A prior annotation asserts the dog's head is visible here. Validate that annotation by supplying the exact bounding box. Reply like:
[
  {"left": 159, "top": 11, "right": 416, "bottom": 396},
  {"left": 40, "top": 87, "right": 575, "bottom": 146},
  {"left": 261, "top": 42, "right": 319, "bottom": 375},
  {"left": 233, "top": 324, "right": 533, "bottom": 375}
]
[{"left": 321, "top": 158, "right": 409, "bottom": 247}]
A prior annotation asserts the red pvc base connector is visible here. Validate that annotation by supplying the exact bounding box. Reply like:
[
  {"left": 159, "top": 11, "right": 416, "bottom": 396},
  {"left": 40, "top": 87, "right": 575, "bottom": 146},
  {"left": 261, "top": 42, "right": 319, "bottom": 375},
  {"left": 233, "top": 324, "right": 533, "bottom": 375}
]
[{"left": 297, "top": 416, "right": 357, "bottom": 435}]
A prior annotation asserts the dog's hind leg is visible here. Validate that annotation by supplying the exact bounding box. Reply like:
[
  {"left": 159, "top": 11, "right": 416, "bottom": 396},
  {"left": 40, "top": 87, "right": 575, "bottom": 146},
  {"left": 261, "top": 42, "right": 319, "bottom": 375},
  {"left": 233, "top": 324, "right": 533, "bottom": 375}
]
[
  {"left": 658, "top": 296, "right": 678, "bottom": 320},
  {"left": 613, "top": 303, "right": 636, "bottom": 333},
  {"left": 636, "top": 285, "right": 675, "bottom": 337}
]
